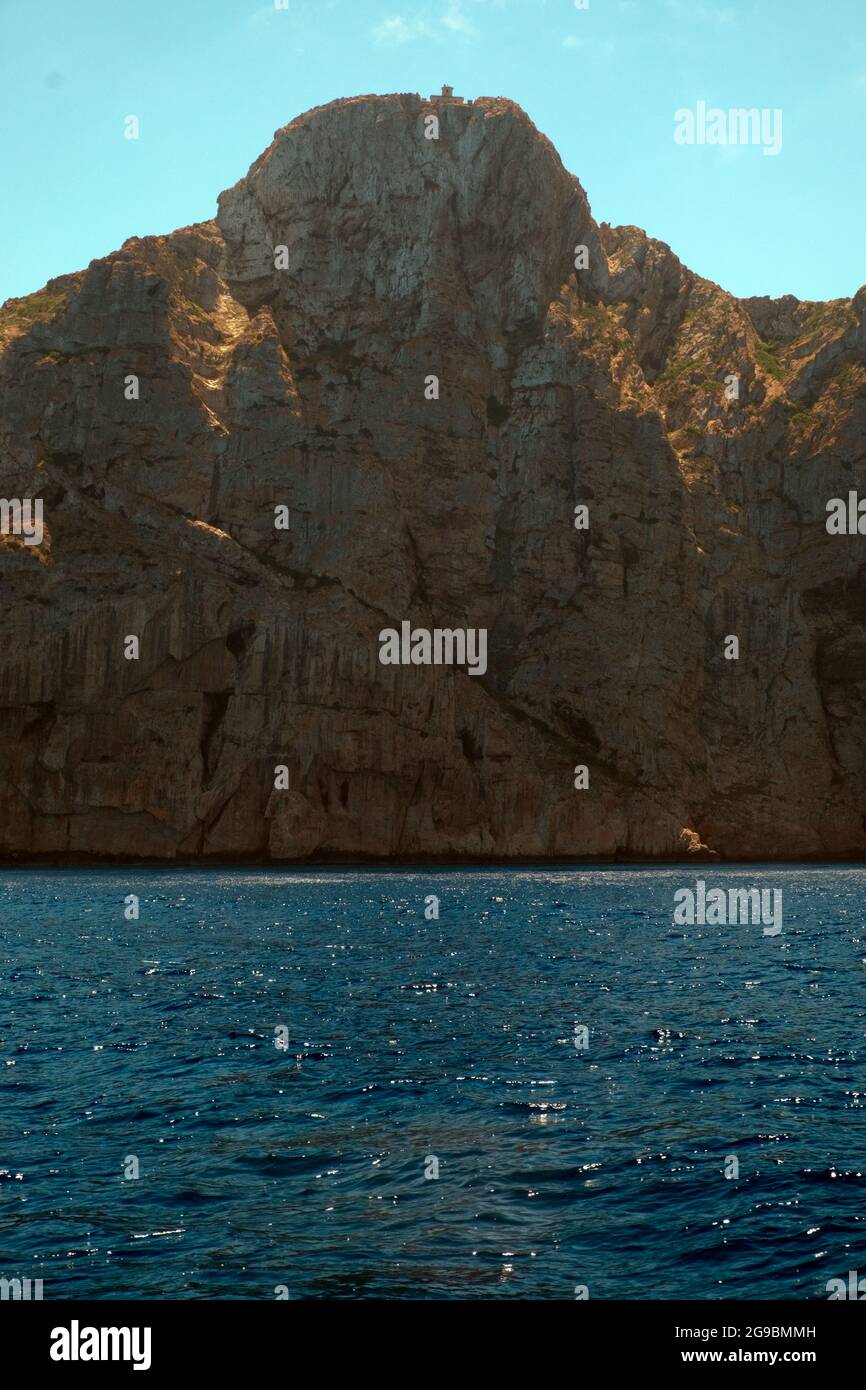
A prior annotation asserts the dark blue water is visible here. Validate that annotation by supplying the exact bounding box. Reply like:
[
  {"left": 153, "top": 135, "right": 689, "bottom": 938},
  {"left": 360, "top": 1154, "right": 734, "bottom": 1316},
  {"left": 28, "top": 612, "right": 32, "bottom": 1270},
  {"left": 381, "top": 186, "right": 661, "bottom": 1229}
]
[{"left": 2, "top": 867, "right": 864, "bottom": 1300}]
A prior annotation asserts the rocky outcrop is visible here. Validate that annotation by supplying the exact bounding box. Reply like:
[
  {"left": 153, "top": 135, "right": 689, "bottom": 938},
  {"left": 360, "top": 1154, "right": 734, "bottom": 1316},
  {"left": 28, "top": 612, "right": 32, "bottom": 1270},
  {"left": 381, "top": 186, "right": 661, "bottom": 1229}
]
[{"left": 1, "top": 92, "right": 865, "bottom": 861}]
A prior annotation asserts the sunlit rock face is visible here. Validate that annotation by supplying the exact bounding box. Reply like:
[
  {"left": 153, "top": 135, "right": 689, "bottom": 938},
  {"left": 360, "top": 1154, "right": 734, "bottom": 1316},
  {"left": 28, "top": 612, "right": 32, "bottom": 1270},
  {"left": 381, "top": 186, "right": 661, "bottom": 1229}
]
[{"left": 1, "top": 92, "right": 865, "bottom": 861}]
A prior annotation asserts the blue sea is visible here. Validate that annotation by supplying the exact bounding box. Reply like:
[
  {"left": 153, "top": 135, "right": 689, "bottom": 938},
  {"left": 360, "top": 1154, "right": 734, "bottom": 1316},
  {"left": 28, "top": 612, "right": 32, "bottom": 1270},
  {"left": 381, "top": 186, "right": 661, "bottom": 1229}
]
[{"left": 2, "top": 866, "right": 864, "bottom": 1300}]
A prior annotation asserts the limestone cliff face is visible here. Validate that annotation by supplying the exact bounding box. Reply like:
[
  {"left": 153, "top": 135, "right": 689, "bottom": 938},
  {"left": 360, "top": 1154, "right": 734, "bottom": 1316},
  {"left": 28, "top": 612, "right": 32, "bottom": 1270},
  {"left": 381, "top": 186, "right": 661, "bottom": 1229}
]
[{"left": 2, "top": 92, "right": 865, "bottom": 861}]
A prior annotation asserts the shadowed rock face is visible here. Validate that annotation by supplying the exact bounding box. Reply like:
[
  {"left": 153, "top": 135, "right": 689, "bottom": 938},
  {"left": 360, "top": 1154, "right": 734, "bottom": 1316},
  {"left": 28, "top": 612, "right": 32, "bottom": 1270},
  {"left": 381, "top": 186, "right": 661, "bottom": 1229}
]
[{"left": 1, "top": 92, "right": 865, "bottom": 861}]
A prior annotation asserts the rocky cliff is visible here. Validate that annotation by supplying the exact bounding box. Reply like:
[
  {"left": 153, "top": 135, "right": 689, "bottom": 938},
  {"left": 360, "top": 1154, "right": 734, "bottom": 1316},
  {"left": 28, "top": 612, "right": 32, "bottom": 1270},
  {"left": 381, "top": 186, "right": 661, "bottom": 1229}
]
[{"left": 2, "top": 92, "right": 865, "bottom": 861}]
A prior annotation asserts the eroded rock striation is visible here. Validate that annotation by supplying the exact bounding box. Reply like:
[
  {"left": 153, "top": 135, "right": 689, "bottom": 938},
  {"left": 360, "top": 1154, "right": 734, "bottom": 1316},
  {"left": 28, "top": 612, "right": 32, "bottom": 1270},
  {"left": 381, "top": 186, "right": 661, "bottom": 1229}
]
[{"left": 2, "top": 92, "right": 865, "bottom": 861}]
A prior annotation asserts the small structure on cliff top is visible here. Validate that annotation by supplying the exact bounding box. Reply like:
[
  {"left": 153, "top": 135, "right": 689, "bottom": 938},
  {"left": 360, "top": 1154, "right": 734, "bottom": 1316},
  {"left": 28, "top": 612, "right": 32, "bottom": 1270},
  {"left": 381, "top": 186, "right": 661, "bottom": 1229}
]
[{"left": 432, "top": 84, "right": 464, "bottom": 103}]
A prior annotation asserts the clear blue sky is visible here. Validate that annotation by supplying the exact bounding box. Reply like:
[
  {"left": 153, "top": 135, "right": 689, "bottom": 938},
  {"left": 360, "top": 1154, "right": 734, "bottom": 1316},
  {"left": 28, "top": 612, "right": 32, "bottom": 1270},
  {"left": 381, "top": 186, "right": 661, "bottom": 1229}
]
[{"left": 1, "top": 0, "right": 864, "bottom": 304}]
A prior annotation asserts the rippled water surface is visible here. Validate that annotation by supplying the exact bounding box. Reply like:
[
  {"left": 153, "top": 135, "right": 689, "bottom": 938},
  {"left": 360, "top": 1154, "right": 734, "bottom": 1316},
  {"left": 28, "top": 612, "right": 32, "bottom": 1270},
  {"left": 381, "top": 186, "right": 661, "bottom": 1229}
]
[{"left": 2, "top": 866, "right": 865, "bottom": 1299}]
